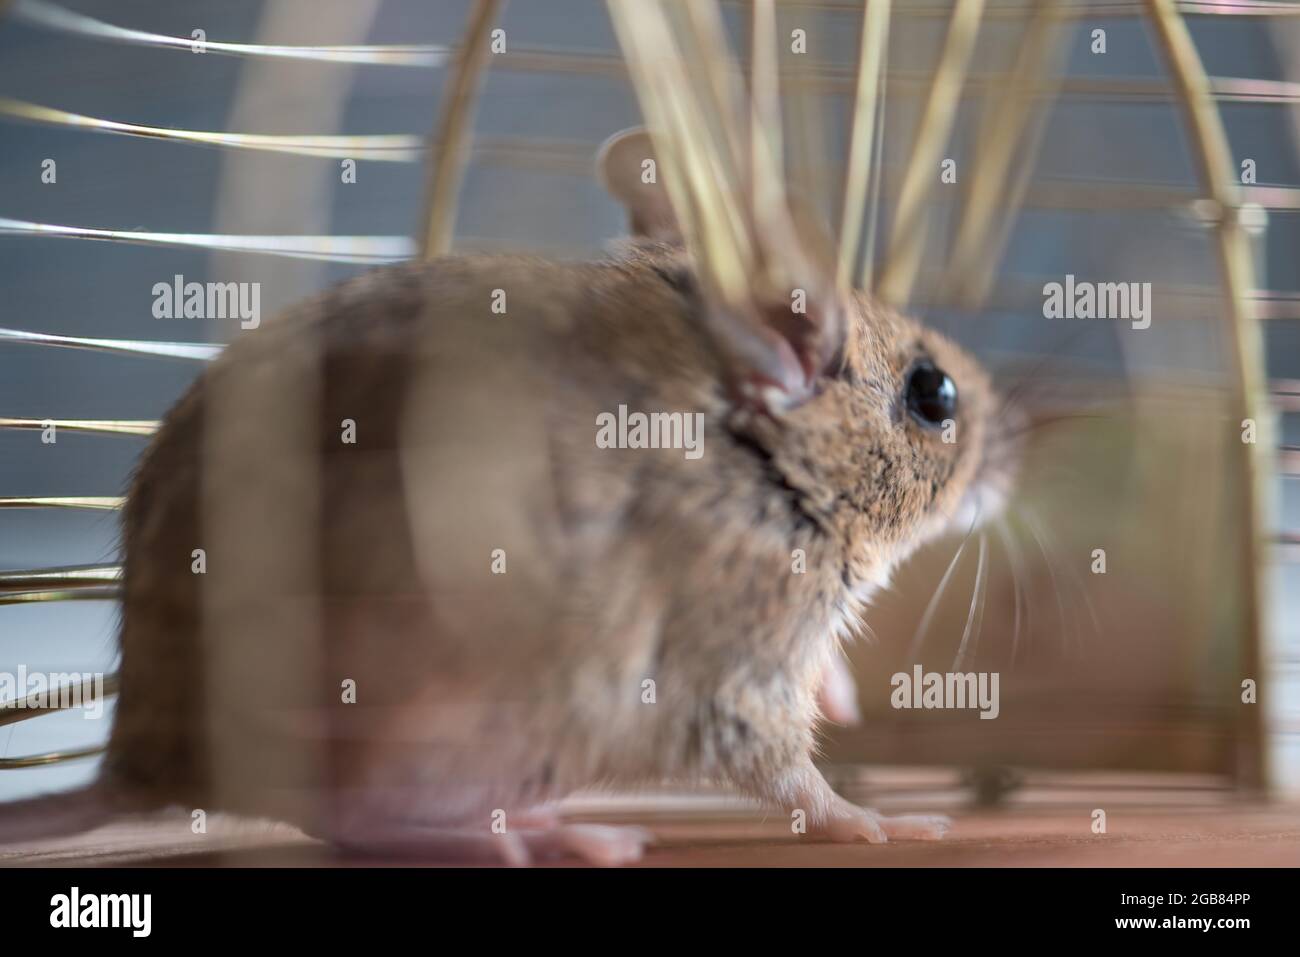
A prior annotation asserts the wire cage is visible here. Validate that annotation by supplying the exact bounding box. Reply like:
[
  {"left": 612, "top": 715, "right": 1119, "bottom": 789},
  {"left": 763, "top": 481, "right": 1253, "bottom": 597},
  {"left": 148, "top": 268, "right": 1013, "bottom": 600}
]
[{"left": 0, "top": 0, "right": 1295, "bottom": 848}]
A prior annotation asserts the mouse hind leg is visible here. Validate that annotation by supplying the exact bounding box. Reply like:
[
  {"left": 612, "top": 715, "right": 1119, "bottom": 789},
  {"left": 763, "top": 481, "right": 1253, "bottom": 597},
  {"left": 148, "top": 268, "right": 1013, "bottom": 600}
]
[
  {"left": 313, "top": 729, "right": 654, "bottom": 866},
  {"left": 320, "top": 810, "right": 652, "bottom": 866}
]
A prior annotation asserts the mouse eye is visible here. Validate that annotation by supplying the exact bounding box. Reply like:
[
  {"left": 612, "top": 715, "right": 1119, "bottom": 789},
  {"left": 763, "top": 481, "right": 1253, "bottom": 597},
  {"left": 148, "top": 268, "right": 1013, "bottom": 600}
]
[{"left": 905, "top": 361, "right": 957, "bottom": 427}]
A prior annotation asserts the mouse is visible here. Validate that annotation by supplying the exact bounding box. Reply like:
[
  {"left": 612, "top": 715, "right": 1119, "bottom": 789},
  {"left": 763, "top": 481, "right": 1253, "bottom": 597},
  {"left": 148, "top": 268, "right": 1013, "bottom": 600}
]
[{"left": 0, "top": 129, "right": 1020, "bottom": 866}]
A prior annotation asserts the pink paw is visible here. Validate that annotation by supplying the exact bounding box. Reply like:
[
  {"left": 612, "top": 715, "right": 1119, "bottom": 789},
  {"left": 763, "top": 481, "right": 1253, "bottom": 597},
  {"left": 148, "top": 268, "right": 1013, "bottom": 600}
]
[
  {"left": 817, "top": 805, "right": 951, "bottom": 844},
  {"left": 527, "top": 823, "right": 654, "bottom": 866}
]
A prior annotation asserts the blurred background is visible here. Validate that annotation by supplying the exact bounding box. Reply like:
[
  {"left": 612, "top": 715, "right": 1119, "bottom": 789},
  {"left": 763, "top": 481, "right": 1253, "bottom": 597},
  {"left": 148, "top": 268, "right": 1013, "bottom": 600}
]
[{"left": 0, "top": 0, "right": 1297, "bottom": 819}]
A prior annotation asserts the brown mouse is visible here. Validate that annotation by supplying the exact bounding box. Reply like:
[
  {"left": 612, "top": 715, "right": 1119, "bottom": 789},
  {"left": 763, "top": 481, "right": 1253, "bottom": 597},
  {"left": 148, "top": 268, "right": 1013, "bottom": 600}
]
[{"left": 0, "top": 130, "right": 1019, "bottom": 866}]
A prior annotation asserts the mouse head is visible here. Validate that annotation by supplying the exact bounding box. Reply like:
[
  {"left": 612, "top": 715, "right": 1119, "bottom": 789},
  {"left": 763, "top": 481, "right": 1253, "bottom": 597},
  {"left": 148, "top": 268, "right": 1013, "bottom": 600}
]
[{"left": 599, "top": 128, "right": 1021, "bottom": 581}]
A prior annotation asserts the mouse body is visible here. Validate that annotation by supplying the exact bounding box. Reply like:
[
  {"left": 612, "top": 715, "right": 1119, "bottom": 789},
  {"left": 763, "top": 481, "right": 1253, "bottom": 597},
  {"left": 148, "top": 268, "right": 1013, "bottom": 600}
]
[{"left": 90, "top": 241, "right": 1009, "bottom": 863}]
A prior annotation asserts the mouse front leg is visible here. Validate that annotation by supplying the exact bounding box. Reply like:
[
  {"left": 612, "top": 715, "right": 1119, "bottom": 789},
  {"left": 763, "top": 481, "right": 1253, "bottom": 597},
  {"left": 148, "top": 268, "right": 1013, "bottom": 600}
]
[
  {"left": 748, "top": 757, "right": 951, "bottom": 843},
  {"left": 710, "top": 659, "right": 948, "bottom": 843}
]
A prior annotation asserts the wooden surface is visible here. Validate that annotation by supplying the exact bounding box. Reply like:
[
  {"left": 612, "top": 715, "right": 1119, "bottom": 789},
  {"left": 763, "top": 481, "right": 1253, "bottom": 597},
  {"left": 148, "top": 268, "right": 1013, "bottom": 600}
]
[{"left": 4, "top": 789, "right": 1299, "bottom": 867}]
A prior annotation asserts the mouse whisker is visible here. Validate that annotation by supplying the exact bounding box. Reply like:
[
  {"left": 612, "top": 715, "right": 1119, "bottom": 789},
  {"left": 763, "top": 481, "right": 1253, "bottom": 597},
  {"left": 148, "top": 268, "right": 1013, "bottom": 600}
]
[
  {"left": 905, "top": 514, "right": 978, "bottom": 663},
  {"left": 953, "top": 532, "right": 989, "bottom": 672},
  {"left": 994, "top": 518, "right": 1027, "bottom": 666},
  {"left": 1021, "top": 510, "right": 1070, "bottom": 659},
  {"left": 1000, "top": 409, "right": 1122, "bottom": 445},
  {"left": 1027, "top": 507, "right": 1103, "bottom": 653}
]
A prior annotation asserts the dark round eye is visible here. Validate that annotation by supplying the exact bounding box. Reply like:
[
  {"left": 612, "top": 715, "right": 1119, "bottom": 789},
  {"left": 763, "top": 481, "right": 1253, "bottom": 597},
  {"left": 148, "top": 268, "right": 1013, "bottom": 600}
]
[{"left": 905, "top": 361, "right": 957, "bottom": 427}]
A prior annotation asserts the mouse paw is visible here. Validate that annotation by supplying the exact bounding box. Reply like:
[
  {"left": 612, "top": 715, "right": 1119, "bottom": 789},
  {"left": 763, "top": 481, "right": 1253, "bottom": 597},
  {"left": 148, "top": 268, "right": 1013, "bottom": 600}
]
[
  {"left": 815, "top": 800, "right": 951, "bottom": 844},
  {"left": 329, "top": 821, "right": 533, "bottom": 866},
  {"left": 873, "top": 812, "right": 952, "bottom": 841},
  {"left": 521, "top": 823, "right": 654, "bottom": 866}
]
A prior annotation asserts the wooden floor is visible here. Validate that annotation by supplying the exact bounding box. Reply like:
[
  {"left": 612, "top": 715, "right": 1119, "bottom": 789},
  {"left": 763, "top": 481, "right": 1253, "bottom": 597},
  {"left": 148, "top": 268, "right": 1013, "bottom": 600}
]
[{"left": 5, "top": 787, "right": 1299, "bottom": 867}]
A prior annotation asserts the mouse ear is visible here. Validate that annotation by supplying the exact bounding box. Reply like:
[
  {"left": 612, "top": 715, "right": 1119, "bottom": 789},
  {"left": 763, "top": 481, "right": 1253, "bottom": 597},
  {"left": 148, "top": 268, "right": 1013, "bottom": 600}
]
[
  {"left": 597, "top": 127, "right": 682, "bottom": 242},
  {"left": 702, "top": 244, "right": 849, "bottom": 415},
  {"left": 694, "top": 173, "right": 850, "bottom": 414}
]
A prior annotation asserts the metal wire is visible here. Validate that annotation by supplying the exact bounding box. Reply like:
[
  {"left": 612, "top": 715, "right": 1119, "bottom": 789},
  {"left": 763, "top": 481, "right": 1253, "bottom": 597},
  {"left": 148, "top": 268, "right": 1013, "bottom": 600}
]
[
  {"left": 0, "top": 217, "right": 414, "bottom": 264},
  {"left": 10, "top": 0, "right": 448, "bottom": 66},
  {"left": 0, "top": 417, "right": 157, "bottom": 436},
  {"left": 1144, "top": 0, "right": 1274, "bottom": 795},
  {"left": 0, "top": 497, "right": 123, "bottom": 510},
  {"left": 875, "top": 0, "right": 986, "bottom": 305},
  {"left": 0, "top": 746, "right": 106, "bottom": 770},
  {"left": 0, "top": 326, "right": 218, "bottom": 361},
  {"left": 420, "top": 0, "right": 505, "bottom": 258}
]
